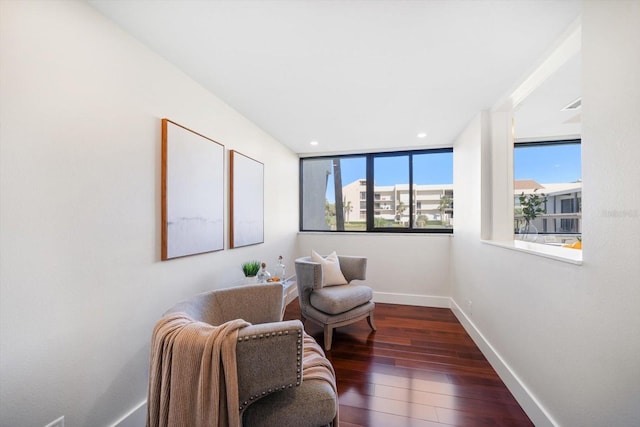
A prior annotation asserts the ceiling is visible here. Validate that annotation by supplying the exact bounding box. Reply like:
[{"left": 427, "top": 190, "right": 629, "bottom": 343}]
[
  {"left": 88, "top": 0, "right": 581, "bottom": 155},
  {"left": 514, "top": 54, "right": 581, "bottom": 142}
]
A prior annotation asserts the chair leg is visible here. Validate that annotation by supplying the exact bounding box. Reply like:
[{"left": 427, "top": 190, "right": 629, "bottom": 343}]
[
  {"left": 323, "top": 325, "right": 333, "bottom": 351},
  {"left": 367, "top": 312, "right": 377, "bottom": 331}
]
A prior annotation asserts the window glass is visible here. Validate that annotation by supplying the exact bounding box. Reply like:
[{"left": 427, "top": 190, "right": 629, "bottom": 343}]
[
  {"left": 300, "top": 156, "right": 366, "bottom": 231},
  {"left": 373, "top": 155, "right": 409, "bottom": 228},
  {"left": 300, "top": 149, "right": 453, "bottom": 233},
  {"left": 514, "top": 141, "right": 581, "bottom": 247},
  {"left": 413, "top": 152, "right": 454, "bottom": 229}
]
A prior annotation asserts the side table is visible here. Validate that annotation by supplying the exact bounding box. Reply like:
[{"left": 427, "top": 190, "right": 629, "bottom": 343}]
[{"left": 282, "top": 278, "right": 298, "bottom": 307}]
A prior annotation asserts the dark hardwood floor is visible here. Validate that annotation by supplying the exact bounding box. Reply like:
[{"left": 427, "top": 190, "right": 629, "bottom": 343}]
[{"left": 283, "top": 300, "right": 533, "bottom": 427}]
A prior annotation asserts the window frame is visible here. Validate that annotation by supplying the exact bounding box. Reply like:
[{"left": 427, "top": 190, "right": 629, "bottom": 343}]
[
  {"left": 299, "top": 148, "right": 453, "bottom": 234},
  {"left": 513, "top": 138, "right": 582, "bottom": 240}
]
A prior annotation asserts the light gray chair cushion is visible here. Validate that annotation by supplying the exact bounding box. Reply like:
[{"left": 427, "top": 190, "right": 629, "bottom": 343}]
[
  {"left": 310, "top": 284, "right": 373, "bottom": 315},
  {"left": 295, "top": 255, "right": 376, "bottom": 350},
  {"left": 242, "top": 378, "right": 336, "bottom": 427}
]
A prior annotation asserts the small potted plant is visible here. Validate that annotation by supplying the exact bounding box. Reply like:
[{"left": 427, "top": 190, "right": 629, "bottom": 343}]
[
  {"left": 517, "top": 189, "right": 547, "bottom": 240},
  {"left": 241, "top": 261, "right": 260, "bottom": 281}
]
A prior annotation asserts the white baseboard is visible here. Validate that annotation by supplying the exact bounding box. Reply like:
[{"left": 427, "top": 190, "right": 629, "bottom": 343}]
[
  {"left": 111, "top": 400, "right": 146, "bottom": 427},
  {"left": 449, "top": 299, "right": 558, "bottom": 427},
  {"left": 373, "top": 291, "right": 451, "bottom": 308}
]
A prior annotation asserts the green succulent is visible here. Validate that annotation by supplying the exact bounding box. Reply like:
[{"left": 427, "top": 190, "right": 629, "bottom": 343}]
[{"left": 241, "top": 261, "right": 260, "bottom": 277}]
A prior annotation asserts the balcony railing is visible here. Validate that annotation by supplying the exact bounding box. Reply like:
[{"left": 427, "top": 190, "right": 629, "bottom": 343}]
[{"left": 514, "top": 212, "right": 582, "bottom": 244}]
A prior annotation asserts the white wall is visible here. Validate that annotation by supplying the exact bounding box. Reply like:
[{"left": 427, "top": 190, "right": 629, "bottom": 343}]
[
  {"left": 0, "top": 1, "right": 299, "bottom": 426},
  {"left": 451, "top": 2, "right": 640, "bottom": 426},
  {"left": 297, "top": 233, "right": 452, "bottom": 307}
]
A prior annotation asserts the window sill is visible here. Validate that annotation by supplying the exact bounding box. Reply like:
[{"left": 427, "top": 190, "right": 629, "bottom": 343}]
[{"left": 481, "top": 239, "right": 583, "bottom": 265}]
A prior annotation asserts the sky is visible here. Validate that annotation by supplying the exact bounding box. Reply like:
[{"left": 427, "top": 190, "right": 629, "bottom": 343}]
[
  {"left": 332, "top": 152, "right": 454, "bottom": 187},
  {"left": 514, "top": 143, "right": 581, "bottom": 183},
  {"left": 321, "top": 144, "right": 581, "bottom": 203},
  {"left": 324, "top": 153, "right": 454, "bottom": 203}
]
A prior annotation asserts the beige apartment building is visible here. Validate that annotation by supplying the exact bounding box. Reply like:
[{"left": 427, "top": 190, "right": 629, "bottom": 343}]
[{"left": 342, "top": 179, "right": 454, "bottom": 226}]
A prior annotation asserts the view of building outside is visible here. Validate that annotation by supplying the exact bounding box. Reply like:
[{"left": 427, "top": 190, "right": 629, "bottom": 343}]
[
  {"left": 514, "top": 142, "right": 582, "bottom": 247},
  {"left": 301, "top": 143, "right": 580, "bottom": 240},
  {"left": 341, "top": 179, "right": 453, "bottom": 229},
  {"left": 300, "top": 151, "right": 453, "bottom": 231}
]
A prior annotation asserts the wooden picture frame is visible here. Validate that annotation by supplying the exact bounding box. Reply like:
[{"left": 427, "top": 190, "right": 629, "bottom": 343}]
[
  {"left": 161, "top": 119, "right": 224, "bottom": 260},
  {"left": 229, "top": 150, "right": 264, "bottom": 248}
]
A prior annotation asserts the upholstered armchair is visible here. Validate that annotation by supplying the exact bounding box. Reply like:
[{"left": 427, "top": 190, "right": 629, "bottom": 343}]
[
  {"left": 295, "top": 254, "right": 376, "bottom": 351},
  {"left": 149, "top": 283, "right": 338, "bottom": 427}
]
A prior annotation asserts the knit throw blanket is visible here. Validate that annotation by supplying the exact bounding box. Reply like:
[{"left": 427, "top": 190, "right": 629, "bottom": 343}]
[
  {"left": 146, "top": 313, "right": 250, "bottom": 427},
  {"left": 301, "top": 332, "right": 340, "bottom": 427},
  {"left": 147, "top": 313, "right": 340, "bottom": 427}
]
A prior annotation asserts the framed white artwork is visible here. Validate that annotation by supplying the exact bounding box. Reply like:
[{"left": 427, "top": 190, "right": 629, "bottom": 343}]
[
  {"left": 229, "top": 150, "right": 264, "bottom": 248},
  {"left": 161, "top": 119, "right": 224, "bottom": 260}
]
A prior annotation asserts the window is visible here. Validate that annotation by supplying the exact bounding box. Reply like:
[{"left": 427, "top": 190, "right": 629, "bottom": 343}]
[
  {"left": 300, "top": 155, "right": 366, "bottom": 231},
  {"left": 300, "top": 148, "right": 453, "bottom": 232},
  {"left": 514, "top": 140, "right": 581, "bottom": 246}
]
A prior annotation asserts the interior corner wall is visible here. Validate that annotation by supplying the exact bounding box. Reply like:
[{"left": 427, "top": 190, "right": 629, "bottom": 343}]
[
  {"left": 0, "top": 1, "right": 299, "bottom": 426},
  {"left": 296, "top": 233, "right": 452, "bottom": 307},
  {"left": 451, "top": 1, "right": 640, "bottom": 426}
]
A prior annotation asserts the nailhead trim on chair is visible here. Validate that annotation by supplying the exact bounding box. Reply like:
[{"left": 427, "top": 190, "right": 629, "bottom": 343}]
[
  {"left": 237, "top": 328, "right": 304, "bottom": 412},
  {"left": 296, "top": 330, "right": 302, "bottom": 385}
]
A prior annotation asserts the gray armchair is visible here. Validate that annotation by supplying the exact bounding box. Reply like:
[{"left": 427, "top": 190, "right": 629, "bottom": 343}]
[
  {"left": 295, "top": 255, "right": 376, "bottom": 350},
  {"left": 152, "top": 283, "right": 338, "bottom": 427}
]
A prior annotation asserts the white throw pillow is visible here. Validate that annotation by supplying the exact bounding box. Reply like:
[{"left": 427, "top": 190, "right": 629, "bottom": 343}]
[{"left": 311, "top": 250, "right": 348, "bottom": 287}]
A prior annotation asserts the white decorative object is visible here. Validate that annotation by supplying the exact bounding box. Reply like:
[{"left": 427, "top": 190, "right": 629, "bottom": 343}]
[{"left": 311, "top": 250, "right": 348, "bottom": 287}]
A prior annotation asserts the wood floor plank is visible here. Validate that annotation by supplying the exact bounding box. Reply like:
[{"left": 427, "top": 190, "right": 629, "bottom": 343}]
[
  {"left": 336, "top": 368, "right": 522, "bottom": 405},
  {"left": 283, "top": 300, "right": 534, "bottom": 427},
  {"left": 339, "top": 390, "right": 440, "bottom": 422},
  {"left": 339, "top": 405, "right": 450, "bottom": 427}
]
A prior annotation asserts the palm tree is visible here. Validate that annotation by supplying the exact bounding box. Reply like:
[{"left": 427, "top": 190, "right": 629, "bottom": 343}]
[
  {"left": 395, "top": 201, "right": 406, "bottom": 222},
  {"left": 438, "top": 195, "right": 453, "bottom": 224},
  {"left": 333, "top": 159, "right": 344, "bottom": 230},
  {"left": 343, "top": 197, "right": 353, "bottom": 222}
]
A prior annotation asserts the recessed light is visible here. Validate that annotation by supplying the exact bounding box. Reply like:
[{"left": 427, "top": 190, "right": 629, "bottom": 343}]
[
  {"left": 417, "top": 132, "right": 427, "bottom": 138},
  {"left": 310, "top": 140, "right": 319, "bottom": 146}
]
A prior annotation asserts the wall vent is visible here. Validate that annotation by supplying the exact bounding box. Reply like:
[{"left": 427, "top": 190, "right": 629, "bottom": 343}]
[{"left": 562, "top": 98, "right": 582, "bottom": 111}]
